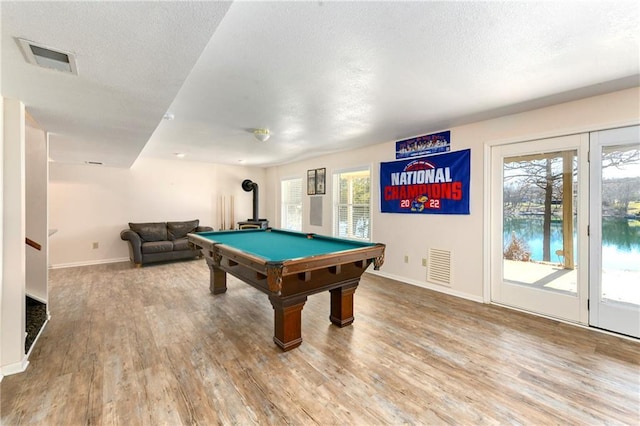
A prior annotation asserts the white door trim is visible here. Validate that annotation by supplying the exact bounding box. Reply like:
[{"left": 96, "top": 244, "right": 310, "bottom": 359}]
[{"left": 486, "top": 134, "right": 589, "bottom": 324}]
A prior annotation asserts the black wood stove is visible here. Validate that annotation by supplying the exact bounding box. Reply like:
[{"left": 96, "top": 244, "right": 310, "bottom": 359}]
[{"left": 238, "top": 179, "right": 269, "bottom": 229}]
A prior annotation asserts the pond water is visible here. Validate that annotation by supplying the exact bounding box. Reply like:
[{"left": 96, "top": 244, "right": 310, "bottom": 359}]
[{"left": 504, "top": 217, "right": 640, "bottom": 271}]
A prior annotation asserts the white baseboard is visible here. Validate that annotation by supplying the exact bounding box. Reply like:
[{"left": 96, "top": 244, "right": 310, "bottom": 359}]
[
  {"left": 366, "top": 270, "right": 484, "bottom": 304},
  {"left": 1, "top": 315, "right": 51, "bottom": 378},
  {"left": 1, "top": 356, "right": 30, "bottom": 377},
  {"left": 49, "top": 257, "right": 129, "bottom": 269}
]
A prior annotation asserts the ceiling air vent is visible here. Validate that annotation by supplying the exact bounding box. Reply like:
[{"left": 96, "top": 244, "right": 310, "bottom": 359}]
[{"left": 17, "top": 38, "right": 78, "bottom": 75}]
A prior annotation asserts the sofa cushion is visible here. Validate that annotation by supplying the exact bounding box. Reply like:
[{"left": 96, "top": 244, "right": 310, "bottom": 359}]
[
  {"left": 129, "top": 222, "right": 167, "bottom": 242},
  {"left": 167, "top": 220, "right": 199, "bottom": 240},
  {"left": 172, "top": 238, "right": 191, "bottom": 251},
  {"left": 141, "top": 241, "right": 173, "bottom": 254}
]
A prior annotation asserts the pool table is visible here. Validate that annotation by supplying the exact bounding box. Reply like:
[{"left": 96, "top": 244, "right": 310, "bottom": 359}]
[{"left": 187, "top": 228, "right": 385, "bottom": 351}]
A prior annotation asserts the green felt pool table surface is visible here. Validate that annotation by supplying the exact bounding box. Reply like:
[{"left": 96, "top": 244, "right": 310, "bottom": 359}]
[{"left": 192, "top": 228, "right": 378, "bottom": 262}]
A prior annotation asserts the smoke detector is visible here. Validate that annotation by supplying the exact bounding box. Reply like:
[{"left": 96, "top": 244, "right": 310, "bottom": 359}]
[{"left": 17, "top": 38, "right": 78, "bottom": 75}]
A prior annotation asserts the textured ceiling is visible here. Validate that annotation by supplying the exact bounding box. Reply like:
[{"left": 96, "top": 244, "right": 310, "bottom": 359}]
[
  {"left": 2, "top": 1, "right": 639, "bottom": 168},
  {"left": 1, "top": 1, "right": 231, "bottom": 167}
]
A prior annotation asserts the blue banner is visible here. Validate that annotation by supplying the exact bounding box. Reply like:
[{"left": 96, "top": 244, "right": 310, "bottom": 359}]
[
  {"left": 380, "top": 149, "right": 470, "bottom": 215},
  {"left": 396, "top": 130, "right": 450, "bottom": 159}
]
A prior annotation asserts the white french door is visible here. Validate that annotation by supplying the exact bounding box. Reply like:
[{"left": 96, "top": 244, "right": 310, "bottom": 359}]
[
  {"left": 490, "top": 134, "right": 589, "bottom": 324},
  {"left": 589, "top": 126, "right": 640, "bottom": 338}
]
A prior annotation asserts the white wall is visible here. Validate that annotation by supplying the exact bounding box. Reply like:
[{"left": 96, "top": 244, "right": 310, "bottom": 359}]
[
  {"left": 48, "top": 158, "right": 266, "bottom": 267},
  {"left": 0, "top": 95, "right": 4, "bottom": 381},
  {"left": 1, "top": 6, "right": 4, "bottom": 382},
  {"left": 265, "top": 88, "right": 640, "bottom": 301},
  {"left": 25, "top": 124, "right": 48, "bottom": 302},
  {"left": 1, "top": 98, "right": 27, "bottom": 375}
]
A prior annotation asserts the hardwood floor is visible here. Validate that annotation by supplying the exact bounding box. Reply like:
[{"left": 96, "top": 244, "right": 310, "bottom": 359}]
[{"left": 2, "top": 260, "right": 639, "bottom": 425}]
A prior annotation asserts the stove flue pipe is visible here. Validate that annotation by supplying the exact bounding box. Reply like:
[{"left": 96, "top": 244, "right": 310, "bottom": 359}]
[{"left": 241, "top": 179, "right": 259, "bottom": 222}]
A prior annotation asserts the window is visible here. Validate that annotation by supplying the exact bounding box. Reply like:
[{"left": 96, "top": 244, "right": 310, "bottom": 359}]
[
  {"left": 333, "top": 167, "right": 371, "bottom": 241},
  {"left": 281, "top": 177, "right": 302, "bottom": 231}
]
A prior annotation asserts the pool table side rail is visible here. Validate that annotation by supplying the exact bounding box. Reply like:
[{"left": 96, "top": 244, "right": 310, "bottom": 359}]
[
  {"left": 187, "top": 232, "right": 385, "bottom": 294},
  {"left": 277, "top": 244, "right": 386, "bottom": 274},
  {"left": 188, "top": 232, "right": 385, "bottom": 272}
]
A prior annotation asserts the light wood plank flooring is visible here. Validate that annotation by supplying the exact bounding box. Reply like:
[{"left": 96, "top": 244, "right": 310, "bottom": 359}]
[{"left": 2, "top": 260, "right": 639, "bottom": 425}]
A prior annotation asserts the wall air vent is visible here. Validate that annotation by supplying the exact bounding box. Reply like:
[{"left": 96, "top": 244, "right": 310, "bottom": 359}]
[
  {"left": 427, "top": 248, "right": 452, "bottom": 287},
  {"left": 85, "top": 161, "right": 103, "bottom": 166},
  {"left": 17, "top": 38, "right": 78, "bottom": 75}
]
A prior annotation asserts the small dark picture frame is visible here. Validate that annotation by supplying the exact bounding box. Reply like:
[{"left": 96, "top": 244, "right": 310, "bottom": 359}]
[
  {"left": 315, "top": 168, "right": 326, "bottom": 194},
  {"left": 307, "top": 169, "right": 316, "bottom": 195}
]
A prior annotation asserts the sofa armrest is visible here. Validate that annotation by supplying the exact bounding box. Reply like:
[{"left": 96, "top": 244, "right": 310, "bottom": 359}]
[
  {"left": 120, "top": 229, "right": 143, "bottom": 264},
  {"left": 196, "top": 226, "right": 213, "bottom": 232}
]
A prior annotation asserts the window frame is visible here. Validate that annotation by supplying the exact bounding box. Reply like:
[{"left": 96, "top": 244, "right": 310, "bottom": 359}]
[
  {"left": 332, "top": 165, "right": 372, "bottom": 241},
  {"left": 280, "top": 176, "right": 303, "bottom": 232}
]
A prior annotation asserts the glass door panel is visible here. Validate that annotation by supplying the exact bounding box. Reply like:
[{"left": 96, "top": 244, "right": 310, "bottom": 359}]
[
  {"left": 503, "top": 150, "right": 578, "bottom": 294},
  {"left": 601, "top": 145, "right": 640, "bottom": 305},
  {"left": 589, "top": 126, "right": 640, "bottom": 337}
]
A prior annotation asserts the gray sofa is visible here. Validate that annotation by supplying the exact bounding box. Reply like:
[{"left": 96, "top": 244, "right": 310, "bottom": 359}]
[{"left": 120, "top": 220, "right": 213, "bottom": 266}]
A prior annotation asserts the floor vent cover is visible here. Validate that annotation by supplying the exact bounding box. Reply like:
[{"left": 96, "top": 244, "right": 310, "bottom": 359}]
[{"left": 427, "top": 248, "right": 452, "bottom": 287}]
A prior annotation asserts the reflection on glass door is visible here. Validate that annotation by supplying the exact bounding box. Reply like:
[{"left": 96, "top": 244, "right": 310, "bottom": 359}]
[
  {"left": 491, "top": 134, "right": 588, "bottom": 323},
  {"left": 589, "top": 126, "right": 640, "bottom": 338}
]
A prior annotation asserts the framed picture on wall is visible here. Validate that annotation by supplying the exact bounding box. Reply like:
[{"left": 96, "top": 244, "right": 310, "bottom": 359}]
[
  {"left": 315, "top": 168, "right": 326, "bottom": 194},
  {"left": 307, "top": 169, "right": 316, "bottom": 195}
]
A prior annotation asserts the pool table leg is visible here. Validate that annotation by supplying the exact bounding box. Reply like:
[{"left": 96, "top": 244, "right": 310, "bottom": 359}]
[
  {"left": 269, "top": 295, "right": 307, "bottom": 351},
  {"left": 329, "top": 282, "right": 359, "bottom": 327},
  {"left": 206, "top": 258, "right": 227, "bottom": 294}
]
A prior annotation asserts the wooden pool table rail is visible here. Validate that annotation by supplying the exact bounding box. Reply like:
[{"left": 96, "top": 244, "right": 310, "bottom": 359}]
[{"left": 188, "top": 232, "right": 385, "bottom": 295}]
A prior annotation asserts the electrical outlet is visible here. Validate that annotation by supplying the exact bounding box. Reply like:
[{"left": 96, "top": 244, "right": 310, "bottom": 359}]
[
  {"left": 92, "top": 242, "right": 99, "bottom": 249},
  {"left": 404, "top": 255, "right": 409, "bottom": 263},
  {"left": 422, "top": 258, "right": 427, "bottom": 267}
]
